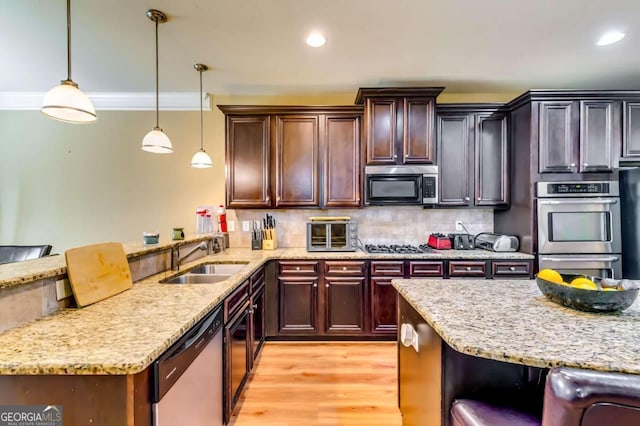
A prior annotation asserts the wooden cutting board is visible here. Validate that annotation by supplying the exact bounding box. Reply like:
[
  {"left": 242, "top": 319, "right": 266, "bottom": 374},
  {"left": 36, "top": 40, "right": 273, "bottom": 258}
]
[{"left": 65, "top": 242, "right": 133, "bottom": 307}]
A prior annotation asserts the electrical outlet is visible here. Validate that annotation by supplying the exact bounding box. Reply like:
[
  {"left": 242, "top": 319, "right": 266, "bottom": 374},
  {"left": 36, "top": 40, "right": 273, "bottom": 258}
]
[
  {"left": 455, "top": 220, "right": 464, "bottom": 232},
  {"left": 227, "top": 220, "right": 235, "bottom": 232},
  {"left": 55, "top": 278, "right": 72, "bottom": 301},
  {"left": 242, "top": 221, "right": 250, "bottom": 232}
]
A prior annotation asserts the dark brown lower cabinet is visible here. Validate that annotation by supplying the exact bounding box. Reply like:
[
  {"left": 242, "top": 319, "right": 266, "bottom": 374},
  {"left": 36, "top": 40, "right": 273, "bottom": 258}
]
[
  {"left": 370, "top": 277, "right": 399, "bottom": 334},
  {"left": 278, "top": 276, "right": 319, "bottom": 335},
  {"left": 324, "top": 276, "right": 365, "bottom": 334},
  {"left": 224, "top": 302, "right": 251, "bottom": 423},
  {"left": 251, "top": 284, "right": 266, "bottom": 360}
]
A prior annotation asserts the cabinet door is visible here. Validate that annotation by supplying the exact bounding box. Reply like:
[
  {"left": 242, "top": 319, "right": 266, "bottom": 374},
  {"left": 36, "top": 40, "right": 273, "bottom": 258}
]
[
  {"left": 437, "top": 113, "right": 473, "bottom": 206},
  {"left": 225, "top": 305, "right": 250, "bottom": 423},
  {"left": 475, "top": 113, "right": 508, "bottom": 206},
  {"left": 623, "top": 102, "right": 640, "bottom": 159},
  {"left": 250, "top": 286, "right": 265, "bottom": 362},
  {"left": 580, "top": 101, "right": 619, "bottom": 172},
  {"left": 365, "top": 98, "right": 398, "bottom": 164},
  {"left": 323, "top": 115, "right": 361, "bottom": 207},
  {"left": 538, "top": 101, "right": 577, "bottom": 173},
  {"left": 226, "top": 116, "right": 271, "bottom": 208},
  {"left": 323, "top": 277, "right": 365, "bottom": 335},
  {"left": 370, "top": 277, "right": 398, "bottom": 335},
  {"left": 278, "top": 276, "right": 318, "bottom": 335},
  {"left": 403, "top": 97, "right": 436, "bottom": 164},
  {"left": 274, "top": 115, "right": 319, "bottom": 207}
]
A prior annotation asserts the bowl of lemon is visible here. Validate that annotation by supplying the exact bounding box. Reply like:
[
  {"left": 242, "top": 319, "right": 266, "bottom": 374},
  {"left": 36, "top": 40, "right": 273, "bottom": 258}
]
[{"left": 536, "top": 269, "right": 640, "bottom": 313}]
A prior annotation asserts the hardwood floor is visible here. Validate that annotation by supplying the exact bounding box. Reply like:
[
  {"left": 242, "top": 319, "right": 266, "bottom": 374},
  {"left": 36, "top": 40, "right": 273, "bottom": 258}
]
[{"left": 230, "top": 342, "right": 402, "bottom": 426}]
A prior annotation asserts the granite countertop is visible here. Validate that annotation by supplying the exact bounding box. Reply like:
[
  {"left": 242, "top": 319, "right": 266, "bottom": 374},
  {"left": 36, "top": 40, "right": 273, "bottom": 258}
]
[
  {"left": 393, "top": 278, "right": 640, "bottom": 374},
  {"left": 0, "top": 245, "right": 533, "bottom": 376},
  {"left": 0, "top": 251, "right": 270, "bottom": 375}
]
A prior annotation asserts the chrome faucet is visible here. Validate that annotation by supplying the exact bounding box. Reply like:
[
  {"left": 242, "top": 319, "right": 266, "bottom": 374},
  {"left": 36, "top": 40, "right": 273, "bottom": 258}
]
[{"left": 171, "top": 241, "right": 209, "bottom": 271}]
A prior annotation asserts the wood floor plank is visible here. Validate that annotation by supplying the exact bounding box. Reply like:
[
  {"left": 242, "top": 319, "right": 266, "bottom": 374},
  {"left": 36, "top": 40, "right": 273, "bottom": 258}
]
[{"left": 229, "top": 342, "right": 402, "bottom": 426}]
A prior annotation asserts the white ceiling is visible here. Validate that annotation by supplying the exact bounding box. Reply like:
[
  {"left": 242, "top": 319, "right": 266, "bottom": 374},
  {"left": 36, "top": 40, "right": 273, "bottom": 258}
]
[{"left": 2, "top": 0, "right": 639, "bottom": 97}]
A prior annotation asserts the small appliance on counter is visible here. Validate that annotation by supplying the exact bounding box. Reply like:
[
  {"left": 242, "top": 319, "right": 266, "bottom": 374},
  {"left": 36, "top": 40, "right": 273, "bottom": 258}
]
[
  {"left": 427, "top": 233, "right": 452, "bottom": 250},
  {"left": 474, "top": 232, "right": 519, "bottom": 252},
  {"left": 448, "top": 233, "right": 474, "bottom": 250},
  {"left": 306, "top": 216, "right": 357, "bottom": 252}
]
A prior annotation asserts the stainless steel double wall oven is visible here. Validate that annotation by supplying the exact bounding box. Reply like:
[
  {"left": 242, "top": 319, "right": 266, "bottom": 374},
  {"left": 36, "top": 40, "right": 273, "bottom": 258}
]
[{"left": 536, "top": 181, "right": 622, "bottom": 278}]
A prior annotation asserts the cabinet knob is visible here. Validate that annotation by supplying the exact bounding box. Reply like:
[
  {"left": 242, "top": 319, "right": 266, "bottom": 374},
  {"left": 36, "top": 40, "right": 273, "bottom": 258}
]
[
  {"left": 393, "top": 154, "right": 397, "bottom": 159},
  {"left": 569, "top": 163, "right": 576, "bottom": 167},
  {"left": 466, "top": 267, "right": 472, "bottom": 271},
  {"left": 477, "top": 197, "right": 481, "bottom": 201},
  {"left": 325, "top": 284, "right": 330, "bottom": 288},
  {"left": 342, "top": 266, "right": 347, "bottom": 271},
  {"left": 405, "top": 154, "right": 409, "bottom": 158},
  {"left": 509, "top": 266, "right": 516, "bottom": 271},
  {"left": 296, "top": 266, "right": 300, "bottom": 271},
  {"left": 464, "top": 197, "right": 470, "bottom": 201},
  {"left": 253, "top": 303, "right": 258, "bottom": 309},
  {"left": 583, "top": 163, "right": 589, "bottom": 167},
  {"left": 313, "top": 283, "right": 317, "bottom": 288}
]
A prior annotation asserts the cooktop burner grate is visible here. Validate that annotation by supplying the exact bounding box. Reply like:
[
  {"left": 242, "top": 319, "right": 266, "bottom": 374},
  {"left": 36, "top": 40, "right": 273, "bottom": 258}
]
[{"left": 365, "top": 244, "right": 434, "bottom": 254}]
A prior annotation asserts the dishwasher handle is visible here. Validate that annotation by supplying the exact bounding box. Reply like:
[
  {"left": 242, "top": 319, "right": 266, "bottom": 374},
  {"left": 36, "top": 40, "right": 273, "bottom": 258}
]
[
  {"left": 167, "top": 310, "right": 219, "bottom": 361},
  {"left": 153, "top": 305, "right": 223, "bottom": 402}
]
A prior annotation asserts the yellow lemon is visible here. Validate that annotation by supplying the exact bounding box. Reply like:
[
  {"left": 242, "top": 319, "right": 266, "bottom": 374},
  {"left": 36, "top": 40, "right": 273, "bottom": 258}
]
[
  {"left": 537, "top": 269, "right": 563, "bottom": 285},
  {"left": 570, "top": 277, "right": 598, "bottom": 290}
]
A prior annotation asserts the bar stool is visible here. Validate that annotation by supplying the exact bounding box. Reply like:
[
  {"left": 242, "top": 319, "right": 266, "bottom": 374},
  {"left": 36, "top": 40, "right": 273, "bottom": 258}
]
[{"left": 451, "top": 367, "right": 640, "bottom": 426}]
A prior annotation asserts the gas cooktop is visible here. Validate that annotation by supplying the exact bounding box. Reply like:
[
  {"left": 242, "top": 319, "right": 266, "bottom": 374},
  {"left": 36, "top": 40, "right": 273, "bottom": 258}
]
[{"left": 364, "top": 244, "right": 434, "bottom": 254}]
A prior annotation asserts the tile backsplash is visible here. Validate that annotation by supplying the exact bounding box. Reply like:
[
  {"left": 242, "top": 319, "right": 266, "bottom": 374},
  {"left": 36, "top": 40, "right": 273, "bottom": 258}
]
[{"left": 227, "top": 207, "right": 493, "bottom": 248}]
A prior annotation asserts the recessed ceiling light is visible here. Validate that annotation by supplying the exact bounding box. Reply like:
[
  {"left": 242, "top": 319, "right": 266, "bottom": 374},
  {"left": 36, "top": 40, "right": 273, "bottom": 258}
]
[
  {"left": 305, "top": 32, "right": 326, "bottom": 47},
  {"left": 596, "top": 30, "right": 625, "bottom": 46}
]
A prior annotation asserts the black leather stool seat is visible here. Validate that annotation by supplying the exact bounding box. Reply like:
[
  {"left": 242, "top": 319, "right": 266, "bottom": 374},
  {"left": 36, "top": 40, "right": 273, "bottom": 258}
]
[{"left": 451, "top": 399, "right": 541, "bottom": 426}]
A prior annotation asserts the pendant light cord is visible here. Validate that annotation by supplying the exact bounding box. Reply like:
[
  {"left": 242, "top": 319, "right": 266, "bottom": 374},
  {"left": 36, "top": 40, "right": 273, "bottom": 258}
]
[
  {"left": 199, "top": 69, "right": 204, "bottom": 150},
  {"left": 66, "top": 0, "right": 72, "bottom": 81},
  {"left": 155, "top": 18, "right": 160, "bottom": 128}
]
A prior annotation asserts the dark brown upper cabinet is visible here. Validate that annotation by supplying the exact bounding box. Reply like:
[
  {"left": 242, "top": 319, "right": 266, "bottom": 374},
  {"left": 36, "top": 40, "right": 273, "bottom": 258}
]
[
  {"left": 622, "top": 101, "right": 640, "bottom": 160},
  {"left": 224, "top": 115, "right": 271, "bottom": 208},
  {"left": 274, "top": 115, "right": 320, "bottom": 207},
  {"left": 355, "top": 87, "right": 444, "bottom": 165},
  {"left": 538, "top": 100, "right": 620, "bottom": 173},
  {"left": 323, "top": 115, "right": 362, "bottom": 207},
  {"left": 218, "top": 105, "right": 363, "bottom": 209},
  {"left": 436, "top": 105, "right": 508, "bottom": 207}
]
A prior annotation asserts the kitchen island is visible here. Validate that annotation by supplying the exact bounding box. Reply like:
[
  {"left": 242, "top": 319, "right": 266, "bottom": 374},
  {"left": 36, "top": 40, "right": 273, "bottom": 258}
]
[{"left": 392, "top": 278, "right": 640, "bottom": 426}]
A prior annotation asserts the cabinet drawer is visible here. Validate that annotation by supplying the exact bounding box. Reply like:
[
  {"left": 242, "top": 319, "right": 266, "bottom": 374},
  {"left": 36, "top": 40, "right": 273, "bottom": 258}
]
[
  {"left": 492, "top": 261, "right": 531, "bottom": 278},
  {"left": 324, "top": 261, "right": 366, "bottom": 276},
  {"left": 278, "top": 261, "right": 319, "bottom": 275},
  {"left": 225, "top": 279, "right": 250, "bottom": 322},
  {"left": 250, "top": 267, "right": 265, "bottom": 292},
  {"left": 448, "top": 261, "right": 487, "bottom": 277},
  {"left": 370, "top": 261, "right": 405, "bottom": 276},
  {"left": 409, "top": 261, "right": 444, "bottom": 277}
]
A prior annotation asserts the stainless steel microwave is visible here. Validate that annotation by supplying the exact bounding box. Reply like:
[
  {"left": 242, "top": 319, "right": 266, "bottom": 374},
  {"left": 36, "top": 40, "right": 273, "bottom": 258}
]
[
  {"left": 306, "top": 219, "right": 358, "bottom": 252},
  {"left": 365, "top": 165, "right": 438, "bottom": 206}
]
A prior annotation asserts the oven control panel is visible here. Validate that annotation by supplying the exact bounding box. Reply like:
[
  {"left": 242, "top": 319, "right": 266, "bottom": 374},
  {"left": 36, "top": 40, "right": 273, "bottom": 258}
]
[{"left": 537, "top": 181, "right": 619, "bottom": 197}]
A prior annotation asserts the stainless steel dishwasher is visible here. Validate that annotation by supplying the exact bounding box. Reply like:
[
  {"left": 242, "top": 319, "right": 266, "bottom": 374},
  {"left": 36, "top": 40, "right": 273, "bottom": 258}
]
[{"left": 152, "top": 304, "right": 224, "bottom": 426}]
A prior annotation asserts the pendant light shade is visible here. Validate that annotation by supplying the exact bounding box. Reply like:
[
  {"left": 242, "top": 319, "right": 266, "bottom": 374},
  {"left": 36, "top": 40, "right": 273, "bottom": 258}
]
[
  {"left": 142, "top": 9, "right": 172, "bottom": 154},
  {"left": 191, "top": 63, "right": 212, "bottom": 168},
  {"left": 41, "top": 0, "right": 96, "bottom": 123}
]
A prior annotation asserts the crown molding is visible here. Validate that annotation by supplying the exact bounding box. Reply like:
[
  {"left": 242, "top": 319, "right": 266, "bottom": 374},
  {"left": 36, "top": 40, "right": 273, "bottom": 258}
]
[{"left": 0, "top": 92, "right": 212, "bottom": 111}]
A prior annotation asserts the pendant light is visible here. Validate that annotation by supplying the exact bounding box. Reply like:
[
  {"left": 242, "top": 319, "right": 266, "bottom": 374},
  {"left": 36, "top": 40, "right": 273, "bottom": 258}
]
[
  {"left": 41, "top": 0, "right": 96, "bottom": 123},
  {"left": 141, "top": 9, "right": 173, "bottom": 154},
  {"left": 191, "top": 64, "right": 213, "bottom": 168}
]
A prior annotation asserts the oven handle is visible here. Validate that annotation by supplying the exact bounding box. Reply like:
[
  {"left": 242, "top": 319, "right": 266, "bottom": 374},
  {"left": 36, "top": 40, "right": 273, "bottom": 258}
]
[
  {"left": 539, "top": 256, "right": 620, "bottom": 262},
  {"left": 538, "top": 199, "right": 618, "bottom": 205}
]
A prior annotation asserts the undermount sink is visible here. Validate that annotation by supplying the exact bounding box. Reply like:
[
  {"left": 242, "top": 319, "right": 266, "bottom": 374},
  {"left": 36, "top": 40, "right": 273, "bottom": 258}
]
[
  {"left": 188, "top": 263, "right": 248, "bottom": 275},
  {"left": 163, "top": 274, "right": 231, "bottom": 284},
  {"left": 161, "top": 262, "right": 249, "bottom": 285}
]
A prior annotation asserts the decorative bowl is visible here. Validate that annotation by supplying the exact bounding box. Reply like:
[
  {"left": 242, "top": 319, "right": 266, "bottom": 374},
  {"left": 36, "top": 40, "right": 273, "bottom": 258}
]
[{"left": 535, "top": 273, "right": 639, "bottom": 313}]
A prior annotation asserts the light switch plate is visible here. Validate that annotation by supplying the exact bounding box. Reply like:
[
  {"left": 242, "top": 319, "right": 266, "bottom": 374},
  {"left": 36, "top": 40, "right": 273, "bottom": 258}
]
[
  {"left": 227, "top": 220, "right": 235, "bottom": 232},
  {"left": 55, "top": 278, "right": 72, "bottom": 300},
  {"left": 242, "top": 221, "right": 250, "bottom": 232}
]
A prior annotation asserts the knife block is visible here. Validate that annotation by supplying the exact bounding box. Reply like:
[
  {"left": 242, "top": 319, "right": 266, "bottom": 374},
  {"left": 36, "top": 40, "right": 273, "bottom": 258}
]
[{"left": 262, "top": 230, "right": 277, "bottom": 250}]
